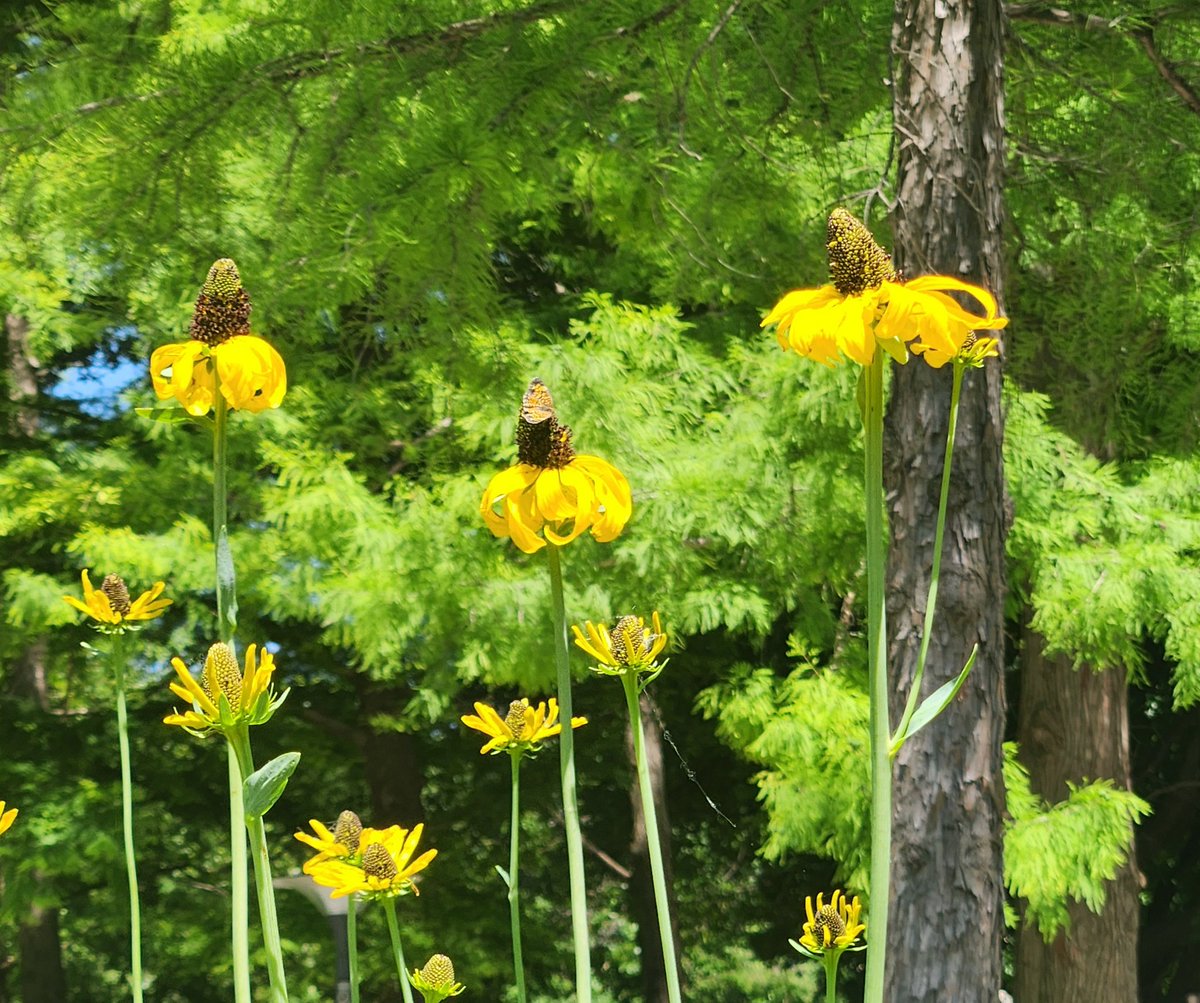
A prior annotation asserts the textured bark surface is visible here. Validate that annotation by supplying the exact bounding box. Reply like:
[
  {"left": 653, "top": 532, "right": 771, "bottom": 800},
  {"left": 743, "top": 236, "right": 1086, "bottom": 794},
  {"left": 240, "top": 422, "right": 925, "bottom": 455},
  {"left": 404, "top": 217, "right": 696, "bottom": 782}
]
[
  {"left": 1015, "top": 627, "right": 1140, "bottom": 1003},
  {"left": 625, "top": 694, "right": 681, "bottom": 1003},
  {"left": 17, "top": 900, "right": 67, "bottom": 1003},
  {"left": 884, "top": 1, "right": 1007, "bottom": 1000}
]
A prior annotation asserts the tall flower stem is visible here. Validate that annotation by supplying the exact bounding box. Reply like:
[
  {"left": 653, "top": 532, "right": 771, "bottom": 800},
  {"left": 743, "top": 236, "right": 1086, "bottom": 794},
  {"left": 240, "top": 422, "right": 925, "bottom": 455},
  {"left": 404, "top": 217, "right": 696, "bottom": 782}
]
[
  {"left": 231, "top": 731, "right": 290, "bottom": 1003},
  {"left": 347, "top": 893, "right": 360, "bottom": 1003},
  {"left": 822, "top": 951, "right": 839, "bottom": 1003},
  {"left": 212, "top": 385, "right": 237, "bottom": 646},
  {"left": 862, "top": 353, "right": 891, "bottom": 1003},
  {"left": 621, "top": 673, "right": 682, "bottom": 1003},
  {"left": 384, "top": 899, "right": 416, "bottom": 1003},
  {"left": 227, "top": 742, "right": 252, "bottom": 1003},
  {"left": 893, "top": 363, "right": 966, "bottom": 741},
  {"left": 509, "top": 752, "right": 528, "bottom": 1003},
  {"left": 544, "top": 542, "right": 592, "bottom": 1002},
  {"left": 112, "top": 638, "right": 144, "bottom": 1003}
]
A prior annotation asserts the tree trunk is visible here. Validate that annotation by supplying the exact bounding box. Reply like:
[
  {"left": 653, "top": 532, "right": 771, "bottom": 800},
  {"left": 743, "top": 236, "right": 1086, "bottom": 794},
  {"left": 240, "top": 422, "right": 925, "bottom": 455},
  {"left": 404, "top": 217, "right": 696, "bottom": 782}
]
[
  {"left": 1014, "top": 626, "right": 1140, "bottom": 1003},
  {"left": 884, "top": 2, "right": 1008, "bottom": 1000},
  {"left": 17, "top": 899, "right": 67, "bottom": 1003},
  {"left": 354, "top": 675, "right": 426, "bottom": 824},
  {"left": 4, "top": 312, "right": 39, "bottom": 437},
  {"left": 626, "top": 693, "right": 681, "bottom": 1003}
]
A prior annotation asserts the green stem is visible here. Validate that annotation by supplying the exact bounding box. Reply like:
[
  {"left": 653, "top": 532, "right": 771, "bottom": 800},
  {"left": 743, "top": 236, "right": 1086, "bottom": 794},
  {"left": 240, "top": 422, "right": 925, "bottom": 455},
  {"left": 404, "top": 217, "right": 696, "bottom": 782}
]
[
  {"left": 893, "top": 363, "right": 965, "bottom": 745},
  {"left": 544, "top": 543, "right": 592, "bottom": 1002},
  {"left": 227, "top": 742, "right": 252, "bottom": 1003},
  {"left": 384, "top": 899, "right": 415, "bottom": 1003},
  {"left": 231, "top": 732, "right": 290, "bottom": 1003},
  {"left": 621, "top": 673, "right": 682, "bottom": 1003},
  {"left": 213, "top": 385, "right": 237, "bottom": 646},
  {"left": 509, "top": 752, "right": 527, "bottom": 1003},
  {"left": 823, "top": 950, "right": 839, "bottom": 1003},
  {"left": 347, "top": 894, "right": 360, "bottom": 1003},
  {"left": 112, "top": 643, "right": 144, "bottom": 1003},
  {"left": 862, "top": 354, "right": 891, "bottom": 1003}
]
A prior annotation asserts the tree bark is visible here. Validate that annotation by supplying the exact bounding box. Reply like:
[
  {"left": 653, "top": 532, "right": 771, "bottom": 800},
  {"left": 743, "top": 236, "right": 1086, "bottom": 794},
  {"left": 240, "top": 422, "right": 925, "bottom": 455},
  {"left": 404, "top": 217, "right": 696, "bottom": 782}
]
[
  {"left": 626, "top": 693, "right": 682, "bottom": 1003},
  {"left": 17, "top": 899, "right": 67, "bottom": 1003},
  {"left": 884, "top": 1, "right": 1008, "bottom": 1000},
  {"left": 1014, "top": 626, "right": 1140, "bottom": 1003}
]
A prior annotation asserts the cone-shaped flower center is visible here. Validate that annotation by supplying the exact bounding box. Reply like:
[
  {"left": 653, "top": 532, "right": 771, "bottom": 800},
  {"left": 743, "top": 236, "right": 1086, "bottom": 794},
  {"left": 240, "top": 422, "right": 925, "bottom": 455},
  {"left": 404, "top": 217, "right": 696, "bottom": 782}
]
[
  {"left": 333, "top": 810, "right": 363, "bottom": 853},
  {"left": 814, "top": 904, "right": 846, "bottom": 946},
  {"left": 826, "top": 208, "right": 897, "bottom": 296},
  {"left": 504, "top": 699, "right": 529, "bottom": 739},
  {"left": 609, "top": 615, "right": 646, "bottom": 665},
  {"left": 189, "top": 258, "right": 252, "bottom": 347},
  {"left": 202, "top": 642, "right": 242, "bottom": 711},
  {"left": 420, "top": 954, "right": 457, "bottom": 989},
  {"left": 362, "top": 843, "right": 398, "bottom": 880},
  {"left": 515, "top": 378, "right": 576, "bottom": 468},
  {"left": 100, "top": 574, "right": 132, "bottom": 616}
]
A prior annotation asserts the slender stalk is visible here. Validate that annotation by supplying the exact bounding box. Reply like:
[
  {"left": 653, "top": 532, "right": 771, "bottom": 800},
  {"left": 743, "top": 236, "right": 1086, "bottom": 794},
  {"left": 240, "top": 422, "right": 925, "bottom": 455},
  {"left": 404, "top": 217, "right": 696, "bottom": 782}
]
[
  {"left": 227, "top": 742, "right": 252, "bottom": 1003},
  {"left": 894, "top": 363, "right": 966, "bottom": 742},
  {"left": 213, "top": 386, "right": 237, "bottom": 646},
  {"left": 347, "top": 894, "right": 360, "bottom": 1003},
  {"left": 509, "top": 752, "right": 528, "bottom": 1003},
  {"left": 621, "top": 673, "right": 682, "bottom": 1003},
  {"left": 862, "top": 353, "right": 891, "bottom": 1003},
  {"left": 112, "top": 641, "right": 144, "bottom": 1003},
  {"left": 231, "top": 732, "right": 290, "bottom": 1003},
  {"left": 823, "top": 951, "right": 839, "bottom": 1003},
  {"left": 384, "top": 899, "right": 415, "bottom": 1003},
  {"left": 544, "top": 542, "right": 592, "bottom": 1002}
]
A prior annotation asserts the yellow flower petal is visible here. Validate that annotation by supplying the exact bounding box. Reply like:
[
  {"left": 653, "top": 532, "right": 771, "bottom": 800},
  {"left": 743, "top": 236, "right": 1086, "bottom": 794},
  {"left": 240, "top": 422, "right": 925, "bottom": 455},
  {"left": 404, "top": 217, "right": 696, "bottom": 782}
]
[{"left": 213, "top": 335, "right": 287, "bottom": 412}]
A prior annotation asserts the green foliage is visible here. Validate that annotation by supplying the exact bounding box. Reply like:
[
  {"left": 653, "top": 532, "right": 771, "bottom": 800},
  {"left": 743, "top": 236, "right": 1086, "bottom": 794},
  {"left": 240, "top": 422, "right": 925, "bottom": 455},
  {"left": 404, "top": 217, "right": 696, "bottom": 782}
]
[{"left": 1003, "top": 744, "right": 1150, "bottom": 941}]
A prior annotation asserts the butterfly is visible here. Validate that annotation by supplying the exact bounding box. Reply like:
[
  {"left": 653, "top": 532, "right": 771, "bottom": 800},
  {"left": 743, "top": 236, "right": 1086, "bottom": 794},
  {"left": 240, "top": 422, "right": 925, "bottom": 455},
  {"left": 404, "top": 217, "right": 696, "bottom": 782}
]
[{"left": 520, "top": 378, "right": 557, "bottom": 425}]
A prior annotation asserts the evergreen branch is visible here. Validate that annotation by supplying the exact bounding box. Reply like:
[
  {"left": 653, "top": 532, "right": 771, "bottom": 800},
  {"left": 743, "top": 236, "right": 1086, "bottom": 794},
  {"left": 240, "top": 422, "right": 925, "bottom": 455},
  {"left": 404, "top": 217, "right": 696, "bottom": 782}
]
[{"left": 1005, "top": 3, "right": 1200, "bottom": 117}]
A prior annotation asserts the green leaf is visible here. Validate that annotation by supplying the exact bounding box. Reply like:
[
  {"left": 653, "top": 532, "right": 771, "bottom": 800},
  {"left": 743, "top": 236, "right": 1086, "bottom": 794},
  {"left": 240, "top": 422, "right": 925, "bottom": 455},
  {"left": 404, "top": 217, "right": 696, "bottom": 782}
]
[
  {"left": 494, "top": 864, "right": 511, "bottom": 888},
  {"left": 890, "top": 645, "right": 977, "bottom": 758},
  {"left": 243, "top": 752, "right": 301, "bottom": 820},
  {"left": 135, "top": 406, "right": 191, "bottom": 424}
]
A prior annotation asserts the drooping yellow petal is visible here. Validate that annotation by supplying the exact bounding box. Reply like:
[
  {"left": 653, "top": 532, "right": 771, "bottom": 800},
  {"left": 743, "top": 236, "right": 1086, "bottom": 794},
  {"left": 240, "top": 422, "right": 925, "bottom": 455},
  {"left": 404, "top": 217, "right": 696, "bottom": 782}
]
[{"left": 213, "top": 335, "right": 287, "bottom": 412}]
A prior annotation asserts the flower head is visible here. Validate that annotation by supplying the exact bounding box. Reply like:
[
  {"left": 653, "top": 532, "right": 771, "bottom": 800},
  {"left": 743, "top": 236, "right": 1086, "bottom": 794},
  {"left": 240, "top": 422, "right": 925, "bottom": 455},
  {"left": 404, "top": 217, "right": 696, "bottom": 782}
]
[
  {"left": 63, "top": 571, "right": 171, "bottom": 633},
  {"left": 150, "top": 259, "right": 286, "bottom": 415},
  {"left": 790, "top": 889, "right": 866, "bottom": 958},
  {"left": 460, "top": 697, "right": 586, "bottom": 756},
  {"left": 305, "top": 822, "right": 437, "bottom": 900},
  {"left": 572, "top": 612, "right": 668, "bottom": 677},
  {"left": 295, "top": 810, "right": 363, "bottom": 867},
  {"left": 409, "top": 954, "right": 466, "bottom": 1001},
  {"left": 0, "top": 801, "right": 17, "bottom": 838},
  {"left": 761, "top": 208, "right": 1007, "bottom": 368},
  {"left": 163, "top": 641, "right": 288, "bottom": 736},
  {"left": 480, "top": 378, "right": 632, "bottom": 554}
]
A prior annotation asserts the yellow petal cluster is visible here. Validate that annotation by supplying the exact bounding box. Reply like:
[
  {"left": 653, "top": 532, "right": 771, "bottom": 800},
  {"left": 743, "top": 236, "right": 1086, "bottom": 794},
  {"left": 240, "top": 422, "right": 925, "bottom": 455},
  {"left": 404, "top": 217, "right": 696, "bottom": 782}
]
[
  {"left": 0, "top": 801, "right": 17, "bottom": 838},
  {"left": 150, "top": 336, "right": 286, "bottom": 415},
  {"left": 164, "top": 642, "right": 287, "bottom": 736},
  {"left": 573, "top": 612, "right": 668, "bottom": 677},
  {"left": 481, "top": 457, "right": 632, "bottom": 554},
  {"left": 62, "top": 570, "right": 171, "bottom": 631},
  {"left": 460, "top": 697, "right": 586, "bottom": 755},
  {"left": 761, "top": 209, "right": 1007, "bottom": 368},
  {"left": 791, "top": 889, "right": 866, "bottom": 956},
  {"left": 303, "top": 822, "right": 437, "bottom": 900}
]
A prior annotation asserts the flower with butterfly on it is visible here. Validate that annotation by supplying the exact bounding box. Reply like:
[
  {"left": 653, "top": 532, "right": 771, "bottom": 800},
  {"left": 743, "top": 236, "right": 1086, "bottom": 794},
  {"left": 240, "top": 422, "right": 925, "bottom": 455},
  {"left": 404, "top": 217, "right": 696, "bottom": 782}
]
[
  {"left": 572, "top": 612, "right": 668, "bottom": 679},
  {"left": 150, "top": 258, "right": 287, "bottom": 416},
  {"left": 63, "top": 570, "right": 172, "bottom": 633},
  {"left": 460, "top": 697, "right": 586, "bottom": 756},
  {"left": 790, "top": 889, "right": 866, "bottom": 959},
  {"left": 0, "top": 801, "right": 17, "bottom": 838},
  {"left": 760, "top": 208, "right": 1007, "bottom": 368},
  {"left": 480, "top": 378, "right": 632, "bottom": 554}
]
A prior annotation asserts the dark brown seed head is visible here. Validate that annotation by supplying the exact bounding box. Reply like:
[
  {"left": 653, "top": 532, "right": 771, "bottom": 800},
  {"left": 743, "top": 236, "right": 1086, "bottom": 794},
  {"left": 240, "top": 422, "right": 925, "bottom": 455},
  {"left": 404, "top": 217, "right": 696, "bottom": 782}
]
[
  {"left": 826, "top": 208, "right": 897, "bottom": 296},
  {"left": 189, "top": 259, "right": 252, "bottom": 346},
  {"left": 100, "top": 574, "right": 132, "bottom": 616},
  {"left": 515, "top": 378, "right": 575, "bottom": 468},
  {"left": 362, "top": 843, "right": 398, "bottom": 881},
  {"left": 333, "top": 811, "right": 363, "bottom": 853},
  {"left": 505, "top": 699, "right": 529, "bottom": 739}
]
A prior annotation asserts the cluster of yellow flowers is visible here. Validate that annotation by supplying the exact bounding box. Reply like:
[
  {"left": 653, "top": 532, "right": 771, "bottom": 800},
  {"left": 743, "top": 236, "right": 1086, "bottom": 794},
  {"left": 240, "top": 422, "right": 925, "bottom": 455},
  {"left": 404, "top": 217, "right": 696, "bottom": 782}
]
[{"left": 295, "top": 810, "right": 437, "bottom": 900}]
